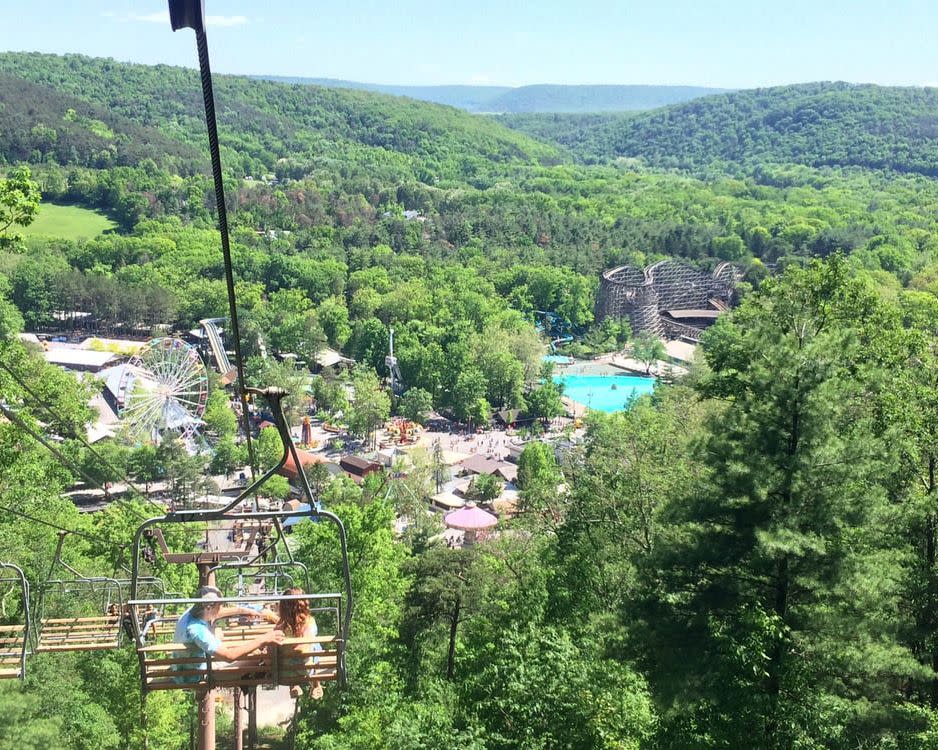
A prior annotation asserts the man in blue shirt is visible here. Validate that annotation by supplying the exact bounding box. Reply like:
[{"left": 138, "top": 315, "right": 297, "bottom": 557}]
[{"left": 174, "top": 585, "right": 283, "bottom": 683}]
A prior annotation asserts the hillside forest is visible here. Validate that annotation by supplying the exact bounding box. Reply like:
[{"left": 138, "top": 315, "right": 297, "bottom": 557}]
[{"left": 4, "top": 52, "right": 938, "bottom": 749}]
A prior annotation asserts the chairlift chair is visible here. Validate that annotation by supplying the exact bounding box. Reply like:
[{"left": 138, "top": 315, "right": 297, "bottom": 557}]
[
  {"left": 0, "top": 562, "right": 30, "bottom": 679},
  {"left": 128, "top": 387, "right": 352, "bottom": 694},
  {"left": 34, "top": 533, "right": 124, "bottom": 653}
]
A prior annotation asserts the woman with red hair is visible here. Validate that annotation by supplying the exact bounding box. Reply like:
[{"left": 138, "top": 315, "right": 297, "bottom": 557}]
[{"left": 277, "top": 587, "right": 324, "bottom": 699}]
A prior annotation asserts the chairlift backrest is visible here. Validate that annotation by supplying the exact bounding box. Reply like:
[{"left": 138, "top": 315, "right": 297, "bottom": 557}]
[{"left": 34, "top": 533, "right": 123, "bottom": 653}]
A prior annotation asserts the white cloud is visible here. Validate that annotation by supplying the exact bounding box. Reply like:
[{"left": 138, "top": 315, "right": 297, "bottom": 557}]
[
  {"left": 206, "top": 15, "right": 248, "bottom": 27},
  {"left": 469, "top": 74, "right": 491, "bottom": 84},
  {"left": 130, "top": 11, "right": 168, "bottom": 23},
  {"left": 106, "top": 11, "right": 247, "bottom": 27}
]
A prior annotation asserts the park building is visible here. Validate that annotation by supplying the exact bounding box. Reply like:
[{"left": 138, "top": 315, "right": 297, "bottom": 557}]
[{"left": 596, "top": 260, "right": 742, "bottom": 341}]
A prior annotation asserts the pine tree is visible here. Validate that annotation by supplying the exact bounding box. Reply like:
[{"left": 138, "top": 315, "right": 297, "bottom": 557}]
[{"left": 642, "top": 258, "right": 924, "bottom": 748}]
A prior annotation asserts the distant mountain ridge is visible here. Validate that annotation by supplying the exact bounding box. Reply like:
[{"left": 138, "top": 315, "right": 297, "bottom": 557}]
[
  {"left": 0, "top": 52, "right": 560, "bottom": 178},
  {"left": 500, "top": 82, "right": 938, "bottom": 176},
  {"left": 257, "top": 76, "right": 729, "bottom": 113}
]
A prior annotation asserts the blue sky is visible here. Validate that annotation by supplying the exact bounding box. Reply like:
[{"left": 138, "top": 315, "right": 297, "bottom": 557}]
[{"left": 2, "top": 0, "right": 938, "bottom": 88}]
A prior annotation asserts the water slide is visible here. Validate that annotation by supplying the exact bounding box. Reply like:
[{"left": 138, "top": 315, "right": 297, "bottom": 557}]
[
  {"left": 200, "top": 318, "right": 237, "bottom": 383},
  {"left": 550, "top": 335, "right": 574, "bottom": 352}
]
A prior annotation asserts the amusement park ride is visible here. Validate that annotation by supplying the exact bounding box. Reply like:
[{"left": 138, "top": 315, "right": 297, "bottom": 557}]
[
  {"left": 0, "top": 4, "right": 355, "bottom": 749},
  {"left": 118, "top": 337, "right": 209, "bottom": 444}
]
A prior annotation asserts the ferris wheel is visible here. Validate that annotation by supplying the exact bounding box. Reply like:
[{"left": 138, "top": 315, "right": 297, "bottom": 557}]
[{"left": 118, "top": 338, "right": 208, "bottom": 443}]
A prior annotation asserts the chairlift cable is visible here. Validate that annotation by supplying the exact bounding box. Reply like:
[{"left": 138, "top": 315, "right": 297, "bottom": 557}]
[
  {"left": 0, "top": 359, "right": 161, "bottom": 518},
  {"left": 0, "top": 400, "right": 150, "bottom": 523},
  {"left": 192, "top": 24, "right": 258, "bottom": 490},
  {"left": 0, "top": 500, "right": 123, "bottom": 549}
]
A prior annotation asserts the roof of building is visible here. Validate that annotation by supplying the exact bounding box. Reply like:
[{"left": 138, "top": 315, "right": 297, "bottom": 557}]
[
  {"left": 43, "top": 348, "right": 118, "bottom": 370},
  {"left": 460, "top": 454, "right": 514, "bottom": 477},
  {"left": 494, "top": 464, "right": 518, "bottom": 483},
  {"left": 506, "top": 443, "right": 525, "bottom": 458},
  {"left": 86, "top": 392, "right": 119, "bottom": 444},
  {"left": 340, "top": 455, "right": 381, "bottom": 474},
  {"left": 663, "top": 309, "right": 722, "bottom": 320},
  {"left": 315, "top": 348, "right": 354, "bottom": 369},
  {"left": 280, "top": 450, "right": 327, "bottom": 480},
  {"left": 430, "top": 491, "right": 466, "bottom": 510},
  {"left": 663, "top": 339, "right": 697, "bottom": 364},
  {"left": 79, "top": 337, "right": 145, "bottom": 355},
  {"left": 97, "top": 363, "right": 144, "bottom": 402}
]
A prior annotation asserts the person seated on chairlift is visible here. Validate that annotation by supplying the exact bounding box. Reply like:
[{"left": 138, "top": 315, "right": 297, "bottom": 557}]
[
  {"left": 276, "top": 586, "right": 325, "bottom": 700},
  {"left": 173, "top": 585, "right": 283, "bottom": 683}
]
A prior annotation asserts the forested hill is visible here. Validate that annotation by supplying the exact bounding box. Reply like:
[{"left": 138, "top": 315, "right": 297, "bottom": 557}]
[
  {"left": 501, "top": 82, "right": 938, "bottom": 175},
  {"left": 0, "top": 52, "right": 560, "bottom": 180},
  {"left": 484, "top": 84, "right": 729, "bottom": 113},
  {"left": 0, "top": 74, "right": 205, "bottom": 172},
  {"left": 258, "top": 77, "right": 726, "bottom": 113}
]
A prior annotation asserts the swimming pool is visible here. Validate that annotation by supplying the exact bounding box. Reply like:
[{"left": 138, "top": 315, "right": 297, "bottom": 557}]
[
  {"left": 553, "top": 372, "right": 656, "bottom": 413},
  {"left": 543, "top": 354, "right": 574, "bottom": 365}
]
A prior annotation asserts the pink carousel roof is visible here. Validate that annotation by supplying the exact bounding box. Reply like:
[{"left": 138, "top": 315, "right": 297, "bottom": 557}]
[{"left": 444, "top": 502, "right": 498, "bottom": 531}]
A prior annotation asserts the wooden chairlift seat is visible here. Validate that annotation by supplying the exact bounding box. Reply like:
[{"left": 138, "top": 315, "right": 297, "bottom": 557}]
[
  {"left": 127, "top": 387, "right": 354, "bottom": 695},
  {"left": 0, "top": 622, "right": 29, "bottom": 678},
  {"left": 35, "top": 534, "right": 125, "bottom": 653},
  {"left": 139, "top": 634, "right": 341, "bottom": 691},
  {"left": 36, "top": 615, "right": 122, "bottom": 652},
  {"left": 130, "top": 591, "right": 344, "bottom": 694}
]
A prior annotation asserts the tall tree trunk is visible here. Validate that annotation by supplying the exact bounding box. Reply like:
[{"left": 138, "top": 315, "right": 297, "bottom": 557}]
[
  {"left": 927, "top": 455, "right": 938, "bottom": 707},
  {"left": 446, "top": 595, "right": 461, "bottom": 680}
]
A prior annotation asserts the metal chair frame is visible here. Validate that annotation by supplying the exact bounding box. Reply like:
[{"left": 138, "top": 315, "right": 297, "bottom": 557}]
[
  {"left": 128, "top": 387, "right": 352, "bottom": 694},
  {"left": 0, "top": 562, "right": 30, "bottom": 680},
  {"left": 34, "top": 533, "right": 124, "bottom": 652}
]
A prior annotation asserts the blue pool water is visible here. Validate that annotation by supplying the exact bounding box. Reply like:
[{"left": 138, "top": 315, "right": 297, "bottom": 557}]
[{"left": 554, "top": 372, "right": 656, "bottom": 413}]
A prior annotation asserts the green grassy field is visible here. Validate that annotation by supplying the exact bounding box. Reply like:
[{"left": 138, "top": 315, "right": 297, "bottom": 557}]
[{"left": 21, "top": 202, "right": 117, "bottom": 240}]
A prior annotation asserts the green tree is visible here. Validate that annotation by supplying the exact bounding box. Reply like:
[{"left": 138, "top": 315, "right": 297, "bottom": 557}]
[
  {"left": 209, "top": 435, "right": 244, "bottom": 477},
  {"left": 78, "top": 440, "right": 129, "bottom": 500},
  {"left": 461, "top": 624, "right": 656, "bottom": 750},
  {"left": 255, "top": 426, "right": 283, "bottom": 472},
  {"left": 127, "top": 444, "right": 160, "bottom": 498},
  {"left": 630, "top": 332, "right": 666, "bottom": 375},
  {"left": 526, "top": 381, "right": 564, "bottom": 423},
  {"left": 451, "top": 368, "right": 487, "bottom": 424},
  {"left": 516, "top": 441, "right": 560, "bottom": 491},
  {"left": 402, "top": 546, "right": 487, "bottom": 680},
  {"left": 0, "top": 166, "right": 41, "bottom": 250},
  {"left": 156, "top": 438, "right": 208, "bottom": 508},
  {"left": 347, "top": 367, "right": 391, "bottom": 449},
  {"left": 202, "top": 388, "right": 237, "bottom": 438},
  {"left": 399, "top": 387, "right": 432, "bottom": 425},
  {"left": 317, "top": 295, "right": 352, "bottom": 349},
  {"left": 467, "top": 472, "right": 502, "bottom": 504},
  {"left": 644, "top": 259, "right": 922, "bottom": 747},
  {"left": 245, "top": 356, "right": 309, "bottom": 424},
  {"left": 259, "top": 474, "right": 291, "bottom": 501},
  {"left": 0, "top": 288, "right": 23, "bottom": 339}
]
